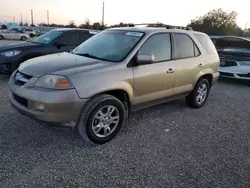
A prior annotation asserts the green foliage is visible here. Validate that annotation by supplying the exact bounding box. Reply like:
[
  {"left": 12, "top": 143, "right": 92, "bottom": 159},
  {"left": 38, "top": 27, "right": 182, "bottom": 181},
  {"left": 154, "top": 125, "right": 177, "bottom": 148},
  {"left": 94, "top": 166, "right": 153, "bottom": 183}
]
[{"left": 187, "top": 8, "right": 244, "bottom": 36}]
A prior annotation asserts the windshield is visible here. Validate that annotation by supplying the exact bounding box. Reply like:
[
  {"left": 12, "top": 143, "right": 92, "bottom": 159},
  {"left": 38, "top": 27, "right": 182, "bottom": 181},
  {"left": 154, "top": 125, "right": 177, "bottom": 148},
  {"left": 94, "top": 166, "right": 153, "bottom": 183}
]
[
  {"left": 72, "top": 30, "right": 144, "bottom": 62},
  {"left": 31, "top": 30, "right": 63, "bottom": 44}
]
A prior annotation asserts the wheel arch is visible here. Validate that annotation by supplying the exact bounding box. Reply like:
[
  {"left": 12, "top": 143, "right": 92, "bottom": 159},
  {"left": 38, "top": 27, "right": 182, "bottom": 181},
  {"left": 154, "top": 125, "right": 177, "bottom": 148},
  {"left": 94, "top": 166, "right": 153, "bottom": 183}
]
[{"left": 195, "top": 69, "right": 214, "bottom": 87}]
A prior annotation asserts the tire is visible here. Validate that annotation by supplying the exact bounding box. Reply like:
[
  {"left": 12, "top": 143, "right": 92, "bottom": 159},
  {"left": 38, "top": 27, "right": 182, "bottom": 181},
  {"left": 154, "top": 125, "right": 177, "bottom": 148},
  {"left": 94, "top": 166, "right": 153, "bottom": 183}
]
[
  {"left": 21, "top": 36, "right": 27, "bottom": 41},
  {"left": 186, "top": 78, "right": 210, "bottom": 108},
  {"left": 0, "top": 35, "right": 4, "bottom": 40},
  {"left": 77, "top": 94, "right": 126, "bottom": 145},
  {"left": 29, "top": 33, "right": 35, "bottom": 38}
]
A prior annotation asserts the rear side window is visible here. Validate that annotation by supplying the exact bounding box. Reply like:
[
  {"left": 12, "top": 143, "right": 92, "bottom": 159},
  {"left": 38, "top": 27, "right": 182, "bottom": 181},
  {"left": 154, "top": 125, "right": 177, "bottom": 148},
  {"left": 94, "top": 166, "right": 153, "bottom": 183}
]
[
  {"left": 79, "top": 31, "right": 91, "bottom": 42},
  {"left": 139, "top": 33, "right": 171, "bottom": 62},
  {"left": 57, "top": 31, "right": 80, "bottom": 46},
  {"left": 173, "top": 33, "right": 200, "bottom": 59},
  {"left": 194, "top": 34, "right": 217, "bottom": 54}
]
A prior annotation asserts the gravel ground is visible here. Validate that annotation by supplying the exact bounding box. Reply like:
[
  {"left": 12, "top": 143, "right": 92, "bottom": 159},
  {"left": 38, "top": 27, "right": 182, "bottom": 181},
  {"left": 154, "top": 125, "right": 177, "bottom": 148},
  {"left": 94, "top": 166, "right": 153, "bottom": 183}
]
[{"left": 0, "top": 74, "right": 250, "bottom": 188}]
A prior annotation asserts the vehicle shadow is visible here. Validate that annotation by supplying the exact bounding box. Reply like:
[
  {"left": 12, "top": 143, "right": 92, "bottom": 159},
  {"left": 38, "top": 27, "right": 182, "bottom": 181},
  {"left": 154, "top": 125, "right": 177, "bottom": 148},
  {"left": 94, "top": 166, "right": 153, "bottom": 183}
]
[
  {"left": 0, "top": 73, "right": 11, "bottom": 82},
  {"left": 218, "top": 77, "right": 250, "bottom": 87}
]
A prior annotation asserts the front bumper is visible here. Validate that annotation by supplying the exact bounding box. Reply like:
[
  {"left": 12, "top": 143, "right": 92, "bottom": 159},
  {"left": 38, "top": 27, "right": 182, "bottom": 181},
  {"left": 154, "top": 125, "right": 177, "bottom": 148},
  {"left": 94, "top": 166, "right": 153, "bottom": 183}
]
[
  {"left": 0, "top": 56, "right": 20, "bottom": 73},
  {"left": 9, "top": 72, "right": 88, "bottom": 127},
  {"left": 219, "top": 66, "right": 250, "bottom": 80}
]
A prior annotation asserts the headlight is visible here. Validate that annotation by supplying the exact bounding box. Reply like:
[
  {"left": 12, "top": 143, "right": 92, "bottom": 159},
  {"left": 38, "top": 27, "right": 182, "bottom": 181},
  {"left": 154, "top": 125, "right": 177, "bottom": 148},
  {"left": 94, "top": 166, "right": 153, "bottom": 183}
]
[
  {"left": 34, "top": 75, "right": 74, "bottom": 89},
  {"left": 1, "top": 50, "right": 22, "bottom": 57},
  {"left": 238, "top": 61, "right": 250, "bottom": 66}
]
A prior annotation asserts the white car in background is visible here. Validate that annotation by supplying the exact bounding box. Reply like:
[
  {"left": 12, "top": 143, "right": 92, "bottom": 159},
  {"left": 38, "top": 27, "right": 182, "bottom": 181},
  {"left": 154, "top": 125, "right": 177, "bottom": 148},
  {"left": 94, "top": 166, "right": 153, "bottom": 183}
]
[
  {"left": 0, "top": 29, "right": 30, "bottom": 41},
  {"left": 211, "top": 36, "right": 250, "bottom": 80}
]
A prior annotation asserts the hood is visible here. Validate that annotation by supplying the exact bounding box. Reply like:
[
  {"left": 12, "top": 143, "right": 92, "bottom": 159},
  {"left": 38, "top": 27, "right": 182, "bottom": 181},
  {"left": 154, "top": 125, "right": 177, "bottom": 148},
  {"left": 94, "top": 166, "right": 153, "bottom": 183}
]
[
  {"left": 0, "top": 41, "right": 40, "bottom": 52},
  {"left": 216, "top": 36, "right": 250, "bottom": 52},
  {"left": 18, "top": 52, "right": 114, "bottom": 77}
]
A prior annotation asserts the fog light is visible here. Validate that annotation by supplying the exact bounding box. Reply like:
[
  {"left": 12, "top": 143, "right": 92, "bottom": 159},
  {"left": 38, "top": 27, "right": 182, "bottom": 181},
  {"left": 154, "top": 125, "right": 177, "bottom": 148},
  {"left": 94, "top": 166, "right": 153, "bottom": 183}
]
[{"left": 35, "top": 102, "right": 44, "bottom": 111}]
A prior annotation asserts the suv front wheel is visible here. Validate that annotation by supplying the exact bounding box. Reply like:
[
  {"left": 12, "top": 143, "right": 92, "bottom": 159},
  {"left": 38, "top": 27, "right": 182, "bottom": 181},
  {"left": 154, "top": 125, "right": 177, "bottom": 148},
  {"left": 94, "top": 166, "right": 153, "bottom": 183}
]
[
  {"left": 186, "top": 78, "right": 210, "bottom": 108},
  {"left": 77, "top": 94, "right": 126, "bottom": 144}
]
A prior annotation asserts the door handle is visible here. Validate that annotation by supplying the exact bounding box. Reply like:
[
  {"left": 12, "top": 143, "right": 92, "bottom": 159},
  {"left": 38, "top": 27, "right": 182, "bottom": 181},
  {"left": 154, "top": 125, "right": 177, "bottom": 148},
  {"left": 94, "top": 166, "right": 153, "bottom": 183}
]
[
  {"left": 198, "top": 63, "right": 203, "bottom": 68},
  {"left": 166, "top": 68, "right": 176, "bottom": 73}
]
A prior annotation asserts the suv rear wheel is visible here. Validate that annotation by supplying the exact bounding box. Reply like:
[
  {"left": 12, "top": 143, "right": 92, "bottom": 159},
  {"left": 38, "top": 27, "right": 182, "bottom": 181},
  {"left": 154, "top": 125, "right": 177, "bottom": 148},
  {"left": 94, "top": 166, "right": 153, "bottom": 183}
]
[
  {"left": 186, "top": 79, "right": 210, "bottom": 108},
  {"left": 77, "top": 94, "right": 126, "bottom": 144}
]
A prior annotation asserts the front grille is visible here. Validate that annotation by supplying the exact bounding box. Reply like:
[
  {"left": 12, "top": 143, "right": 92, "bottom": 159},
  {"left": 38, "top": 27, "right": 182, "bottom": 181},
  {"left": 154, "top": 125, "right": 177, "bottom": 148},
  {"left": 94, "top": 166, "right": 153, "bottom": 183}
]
[
  {"left": 14, "top": 71, "right": 32, "bottom": 86},
  {"left": 220, "top": 72, "right": 234, "bottom": 77},
  {"left": 238, "top": 73, "right": 250, "bottom": 78},
  {"left": 13, "top": 93, "right": 28, "bottom": 107},
  {"left": 220, "top": 60, "right": 237, "bottom": 67}
]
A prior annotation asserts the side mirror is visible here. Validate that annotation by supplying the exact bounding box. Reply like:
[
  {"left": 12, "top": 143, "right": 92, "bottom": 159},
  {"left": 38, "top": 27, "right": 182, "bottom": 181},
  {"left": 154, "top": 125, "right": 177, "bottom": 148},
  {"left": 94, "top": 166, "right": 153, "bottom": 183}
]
[
  {"left": 55, "top": 42, "right": 66, "bottom": 49},
  {"left": 136, "top": 53, "right": 155, "bottom": 65}
]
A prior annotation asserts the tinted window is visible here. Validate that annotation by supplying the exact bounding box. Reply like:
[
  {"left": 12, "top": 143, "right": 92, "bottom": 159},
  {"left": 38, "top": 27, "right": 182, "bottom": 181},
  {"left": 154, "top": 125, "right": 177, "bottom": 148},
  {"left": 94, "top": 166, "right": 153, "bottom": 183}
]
[
  {"left": 139, "top": 33, "right": 171, "bottom": 62},
  {"left": 174, "top": 33, "right": 198, "bottom": 59},
  {"left": 79, "top": 31, "right": 91, "bottom": 42},
  {"left": 57, "top": 31, "right": 80, "bottom": 46},
  {"left": 195, "top": 34, "right": 217, "bottom": 54}
]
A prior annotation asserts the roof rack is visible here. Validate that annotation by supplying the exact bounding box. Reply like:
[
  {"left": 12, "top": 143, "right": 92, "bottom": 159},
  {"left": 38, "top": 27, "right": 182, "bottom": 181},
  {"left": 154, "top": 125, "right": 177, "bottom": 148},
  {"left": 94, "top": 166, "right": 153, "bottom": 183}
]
[{"left": 133, "top": 23, "right": 192, "bottom": 31}]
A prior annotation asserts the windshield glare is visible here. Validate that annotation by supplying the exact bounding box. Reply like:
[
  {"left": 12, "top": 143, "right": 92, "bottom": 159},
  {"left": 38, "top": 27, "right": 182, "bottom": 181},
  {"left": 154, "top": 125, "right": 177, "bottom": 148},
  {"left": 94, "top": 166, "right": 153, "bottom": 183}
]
[
  {"left": 32, "top": 30, "right": 63, "bottom": 44},
  {"left": 72, "top": 30, "right": 144, "bottom": 62}
]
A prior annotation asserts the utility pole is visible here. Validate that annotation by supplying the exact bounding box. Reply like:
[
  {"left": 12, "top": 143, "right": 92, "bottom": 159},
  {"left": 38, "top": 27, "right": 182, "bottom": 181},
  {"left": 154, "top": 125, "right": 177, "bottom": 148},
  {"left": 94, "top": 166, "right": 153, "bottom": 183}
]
[
  {"left": 243, "top": 22, "right": 248, "bottom": 37},
  {"left": 102, "top": 1, "right": 104, "bottom": 26},
  {"left": 21, "top": 14, "right": 23, "bottom": 24},
  {"left": 13, "top": 17, "right": 15, "bottom": 23},
  {"left": 31, "top": 9, "right": 34, "bottom": 26},
  {"left": 46, "top": 10, "right": 49, "bottom": 25}
]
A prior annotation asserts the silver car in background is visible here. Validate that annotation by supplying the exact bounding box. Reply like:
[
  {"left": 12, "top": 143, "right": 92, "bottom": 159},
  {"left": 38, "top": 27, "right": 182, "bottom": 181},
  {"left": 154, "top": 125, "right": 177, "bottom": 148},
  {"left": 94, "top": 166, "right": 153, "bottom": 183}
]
[
  {"left": 0, "top": 29, "right": 30, "bottom": 41},
  {"left": 211, "top": 36, "right": 250, "bottom": 80}
]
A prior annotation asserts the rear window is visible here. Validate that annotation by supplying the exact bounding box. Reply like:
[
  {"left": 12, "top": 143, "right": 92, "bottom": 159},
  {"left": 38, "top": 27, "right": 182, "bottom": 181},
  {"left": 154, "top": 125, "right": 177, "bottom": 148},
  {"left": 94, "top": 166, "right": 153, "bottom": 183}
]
[
  {"left": 173, "top": 33, "right": 200, "bottom": 59},
  {"left": 195, "top": 34, "right": 217, "bottom": 54}
]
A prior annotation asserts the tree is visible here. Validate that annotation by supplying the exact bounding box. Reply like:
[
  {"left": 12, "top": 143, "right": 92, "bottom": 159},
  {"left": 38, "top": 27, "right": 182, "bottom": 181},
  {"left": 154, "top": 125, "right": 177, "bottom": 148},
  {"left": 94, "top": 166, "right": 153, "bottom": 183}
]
[
  {"left": 79, "top": 18, "right": 91, "bottom": 29},
  {"left": 23, "top": 22, "right": 29, "bottom": 26},
  {"left": 92, "top": 22, "right": 102, "bottom": 30},
  {"left": 68, "top": 20, "right": 76, "bottom": 28},
  {"left": 187, "top": 9, "right": 243, "bottom": 36}
]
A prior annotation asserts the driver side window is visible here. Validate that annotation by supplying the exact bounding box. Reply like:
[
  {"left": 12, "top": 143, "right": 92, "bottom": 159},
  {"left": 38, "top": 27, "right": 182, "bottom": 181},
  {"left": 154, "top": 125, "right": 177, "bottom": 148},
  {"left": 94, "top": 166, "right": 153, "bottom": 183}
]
[{"left": 139, "top": 33, "right": 171, "bottom": 62}]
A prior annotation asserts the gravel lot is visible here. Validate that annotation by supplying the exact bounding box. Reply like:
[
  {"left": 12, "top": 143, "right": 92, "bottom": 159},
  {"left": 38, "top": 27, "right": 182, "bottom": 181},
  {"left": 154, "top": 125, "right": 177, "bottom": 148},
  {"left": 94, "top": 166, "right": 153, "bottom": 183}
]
[{"left": 0, "top": 40, "right": 250, "bottom": 187}]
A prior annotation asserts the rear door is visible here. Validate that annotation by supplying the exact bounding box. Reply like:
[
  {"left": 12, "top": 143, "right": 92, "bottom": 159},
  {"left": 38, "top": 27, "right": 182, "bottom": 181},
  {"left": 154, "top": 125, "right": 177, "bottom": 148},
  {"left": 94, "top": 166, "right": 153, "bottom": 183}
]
[
  {"left": 133, "top": 33, "right": 176, "bottom": 105},
  {"left": 172, "top": 33, "right": 202, "bottom": 95},
  {"left": 79, "top": 31, "right": 92, "bottom": 44},
  {"left": 55, "top": 31, "right": 81, "bottom": 52}
]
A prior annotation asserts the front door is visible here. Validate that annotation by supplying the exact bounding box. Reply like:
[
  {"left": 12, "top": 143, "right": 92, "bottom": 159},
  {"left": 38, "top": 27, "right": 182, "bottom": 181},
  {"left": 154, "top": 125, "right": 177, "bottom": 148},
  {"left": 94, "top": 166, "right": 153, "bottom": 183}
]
[{"left": 132, "top": 33, "right": 176, "bottom": 106}]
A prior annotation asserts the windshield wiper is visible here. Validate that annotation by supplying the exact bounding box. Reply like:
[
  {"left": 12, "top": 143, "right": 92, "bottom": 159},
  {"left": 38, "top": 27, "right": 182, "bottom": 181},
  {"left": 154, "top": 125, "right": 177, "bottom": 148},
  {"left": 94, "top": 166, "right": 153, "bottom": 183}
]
[{"left": 74, "top": 53, "right": 108, "bottom": 61}]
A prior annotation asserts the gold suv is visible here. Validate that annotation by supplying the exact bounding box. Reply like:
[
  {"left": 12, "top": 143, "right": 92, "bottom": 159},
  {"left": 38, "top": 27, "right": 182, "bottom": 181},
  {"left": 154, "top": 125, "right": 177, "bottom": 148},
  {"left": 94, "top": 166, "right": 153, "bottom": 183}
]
[{"left": 9, "top": 25, "right": 220, "bottom": 144}]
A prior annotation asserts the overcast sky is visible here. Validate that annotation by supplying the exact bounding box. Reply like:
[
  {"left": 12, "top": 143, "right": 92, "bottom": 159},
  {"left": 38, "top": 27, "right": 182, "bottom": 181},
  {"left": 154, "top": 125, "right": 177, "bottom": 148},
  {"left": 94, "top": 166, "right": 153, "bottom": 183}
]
[{"left": 0, "top": 0, "right": 249, "bottom": 28}]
